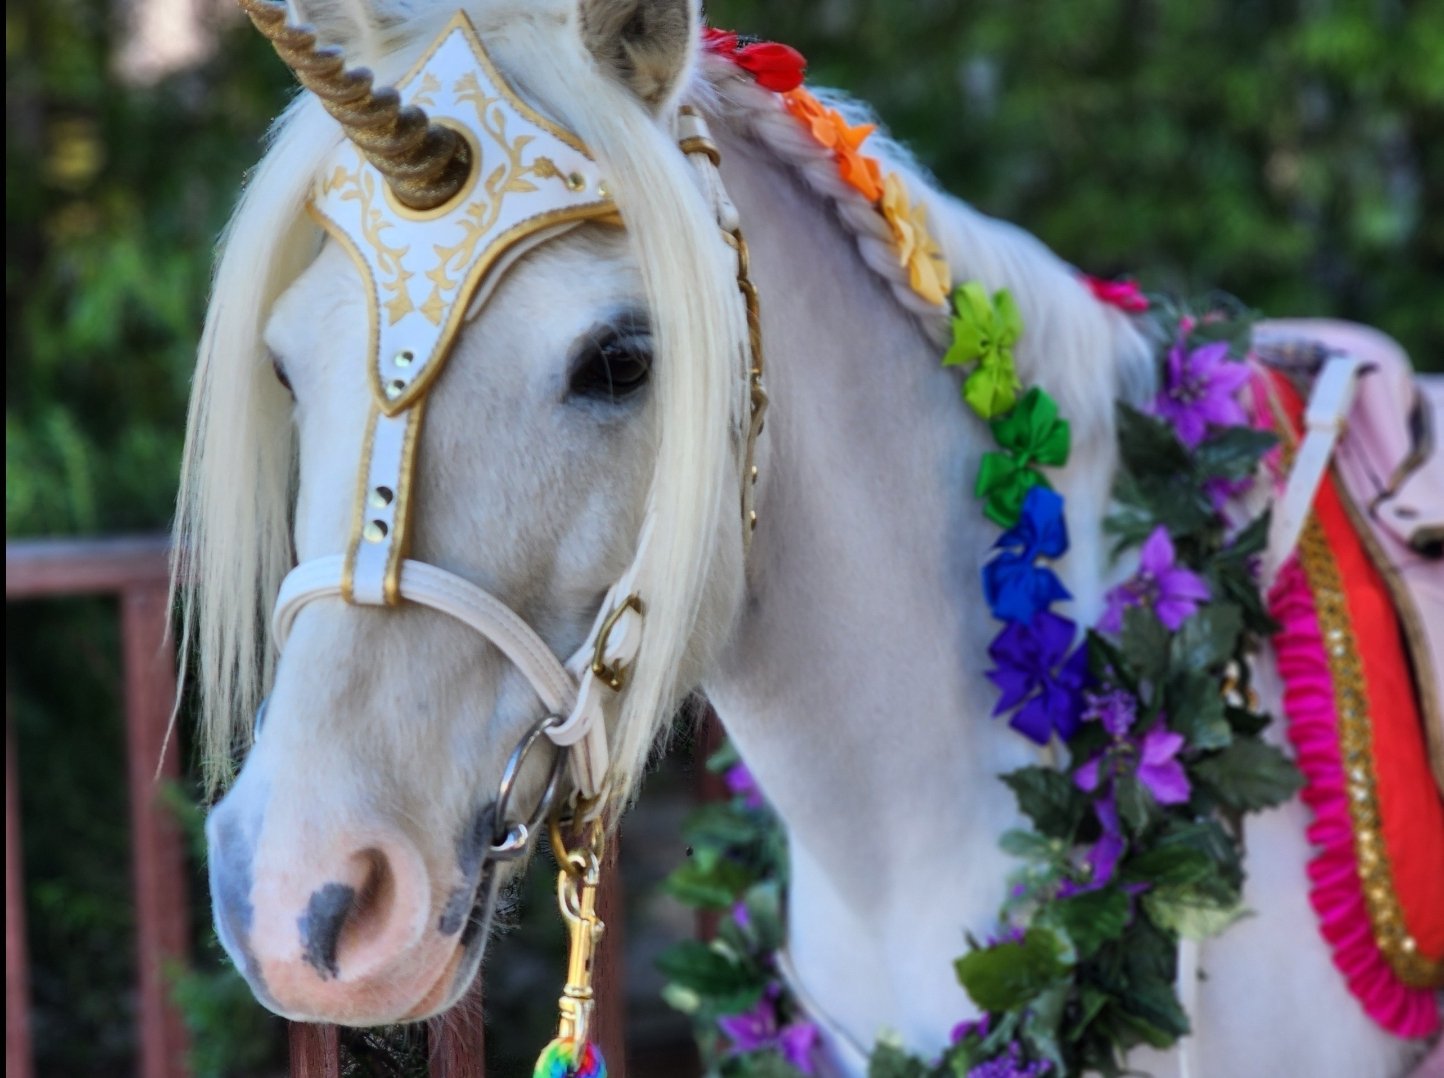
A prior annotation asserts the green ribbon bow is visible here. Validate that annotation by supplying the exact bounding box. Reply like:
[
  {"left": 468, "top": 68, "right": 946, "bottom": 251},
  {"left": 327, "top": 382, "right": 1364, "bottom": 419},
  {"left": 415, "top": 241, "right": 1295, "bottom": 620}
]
[
  {"left": 944, "top": 282, "right": 1024, "bottom": 419},
  {"left": 975, "top": 387, "right": 1072, "bottom": 527}
]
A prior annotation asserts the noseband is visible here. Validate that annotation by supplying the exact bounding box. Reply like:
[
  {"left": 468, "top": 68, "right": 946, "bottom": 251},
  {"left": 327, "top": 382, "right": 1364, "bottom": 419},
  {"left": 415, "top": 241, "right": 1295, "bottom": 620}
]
[{"left": 265, "top": 15, "right": 763, "bottom": 881}]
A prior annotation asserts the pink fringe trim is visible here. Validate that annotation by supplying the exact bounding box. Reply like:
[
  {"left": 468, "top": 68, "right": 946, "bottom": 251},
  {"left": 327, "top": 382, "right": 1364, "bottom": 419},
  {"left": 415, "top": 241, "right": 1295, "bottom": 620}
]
[{"left": 1269, "top": 559, "right": 1440, "bottom": 1038}]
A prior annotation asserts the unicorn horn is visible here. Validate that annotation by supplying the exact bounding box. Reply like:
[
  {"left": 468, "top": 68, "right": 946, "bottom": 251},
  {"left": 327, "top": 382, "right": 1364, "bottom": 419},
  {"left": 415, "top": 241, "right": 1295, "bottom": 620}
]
[{"left": 238, "top": 0, "right": 472, "bottom": 210}]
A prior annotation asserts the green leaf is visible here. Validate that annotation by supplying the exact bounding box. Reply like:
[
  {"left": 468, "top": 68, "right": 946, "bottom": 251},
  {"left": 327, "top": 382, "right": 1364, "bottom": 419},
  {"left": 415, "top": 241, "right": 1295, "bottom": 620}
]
[
  {"left": 1113, "top": 771, "right": 1154, "bottom": 836},
  {"left": 1105, "top": 473, "right": 1165, "bottom": 553},
  {"left": 1168, "top": 675, "right": 1232, "bottom": 750},
  {"left": 741, "top": 880, "right": 784, "bottom": 946},
  {"left": 682, "top": 802, "right": 768, "bottom": 848},
  {"left": 1187, "top": 311, "right": 1257, "bottom": 357},
  {"left": 746, "top": 1054, "right": 817, "bottom": 1078},
  {"left": 954, "top": 927, "right": 1073, "bottom": 1012},
  {"left": 705, "top": 741, "right": 741, "bottom": 773},
  {"left": 1020, "top": 984, "right": 1069, "bottom": 1073},
  {"left": 1085, "top": 630, "right": 1133, "bottom": 689},
  {"left": 1143, "top": 886, "right": 1250, "bottom": 940},
  {"left": 1171, "top": 603, "right": 1243, "bottom": 672},
  {"left": 1066, "top": 986, "right": 1113, "bottom": 1041},
  {"left": 1120, "top": 605, "right": 1171, "bottom": 686},
  {"left": 1116, "top": 403, "right": 1189, "bottom": 476},
  {"left": 1224, "top": 703, "right": 1270, "bottom": 737},
  {"left": 1193, "top": 739, "right": 1304, "bottom": 811},
  {"left": 1051, "top": 885, "right": 1131, "bottom": 958},
  {"left": 1120, "top": 834, "right": 1214, "bottom": 887},
  {"left": 1138, "top": 475, "right": 1218, "bottom": 536},
  {"left": 660, "top": 982, "right": 701, "bottom": 1015},
  {"left": 664, "top": 858, "right": 754, "bottom": 909},
  {"left": 868, "top": 1038, "right": 935, "bottom": 1078},
  {"left": 999, "top": 828, "right": 1062, "bottom": 862},
  {"left": 1001, "top": 767, "right": 1086, "bottom": 840},
  {"left": 1219, "top": 509, "right": 1271, "bottom": 562},
  {"left": 655, "top": 940, "right": 758, "bottom": 1001},
  {"left": 1193, "top": 427, "right": 1277, "bottom": 481},
  {"left": 1114, "top": 976, "right": 1191, "bottom": 1047}
]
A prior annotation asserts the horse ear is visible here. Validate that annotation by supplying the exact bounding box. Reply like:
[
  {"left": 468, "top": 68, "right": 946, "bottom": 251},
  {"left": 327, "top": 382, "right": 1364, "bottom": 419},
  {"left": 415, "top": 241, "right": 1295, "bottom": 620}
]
[{"left": 577, "top": 0, "right": 699, "bottom": 109}]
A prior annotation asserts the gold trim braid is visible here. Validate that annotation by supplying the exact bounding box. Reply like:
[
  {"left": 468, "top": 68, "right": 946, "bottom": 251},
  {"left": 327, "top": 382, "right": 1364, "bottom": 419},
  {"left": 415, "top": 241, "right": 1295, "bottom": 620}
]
[{"left": 1294, "top": 518, "right": 1444, "bottom": 988}]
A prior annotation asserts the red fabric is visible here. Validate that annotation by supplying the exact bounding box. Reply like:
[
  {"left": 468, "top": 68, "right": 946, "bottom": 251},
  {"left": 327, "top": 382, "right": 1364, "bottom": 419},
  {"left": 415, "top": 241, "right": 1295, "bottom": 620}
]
[{"left": 1266, "top": 372, "right": 1444, "bottom": 1030}]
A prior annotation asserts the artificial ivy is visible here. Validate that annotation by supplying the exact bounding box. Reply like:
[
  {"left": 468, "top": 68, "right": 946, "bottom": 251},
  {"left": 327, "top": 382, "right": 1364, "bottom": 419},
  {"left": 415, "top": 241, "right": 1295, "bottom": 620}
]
[{"left": 657, "top": 293, "right": 1304, "bottom": 1077}]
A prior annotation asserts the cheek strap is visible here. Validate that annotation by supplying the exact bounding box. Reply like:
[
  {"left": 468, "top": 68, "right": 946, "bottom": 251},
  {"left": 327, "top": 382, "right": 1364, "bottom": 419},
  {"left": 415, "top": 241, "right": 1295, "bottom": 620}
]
[{"left": 271, "top": 515, "right": 653, "bottom": 802}]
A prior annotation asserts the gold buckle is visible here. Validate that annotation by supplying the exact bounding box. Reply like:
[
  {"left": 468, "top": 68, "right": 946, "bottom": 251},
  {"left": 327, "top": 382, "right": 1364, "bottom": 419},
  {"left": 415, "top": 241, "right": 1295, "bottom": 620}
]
[{"left": 589, "top": 594, "right": 645, "bottom": 690}]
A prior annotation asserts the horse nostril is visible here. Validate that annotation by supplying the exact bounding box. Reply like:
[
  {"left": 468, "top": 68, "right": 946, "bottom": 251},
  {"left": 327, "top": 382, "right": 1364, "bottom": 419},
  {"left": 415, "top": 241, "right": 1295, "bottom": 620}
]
[
  {"left": 299, "top": 883, "right": 355, "bottom": 980},
  {"left": 298, "top": 848, "right": 399, "bottom": 980}
]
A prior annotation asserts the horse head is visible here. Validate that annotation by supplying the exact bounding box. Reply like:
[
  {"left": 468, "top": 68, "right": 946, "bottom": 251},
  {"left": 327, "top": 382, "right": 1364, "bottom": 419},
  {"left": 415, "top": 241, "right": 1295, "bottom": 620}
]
[{"left": 184, "top": 0, "right": 753, "bottom": 1024}]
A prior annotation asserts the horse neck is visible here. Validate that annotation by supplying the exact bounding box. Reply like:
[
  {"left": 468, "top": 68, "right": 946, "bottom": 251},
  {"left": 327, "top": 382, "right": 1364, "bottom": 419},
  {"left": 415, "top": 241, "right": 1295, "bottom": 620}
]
[{"left": 701, "top": 124, "right": 1138, "bottom": 1056}]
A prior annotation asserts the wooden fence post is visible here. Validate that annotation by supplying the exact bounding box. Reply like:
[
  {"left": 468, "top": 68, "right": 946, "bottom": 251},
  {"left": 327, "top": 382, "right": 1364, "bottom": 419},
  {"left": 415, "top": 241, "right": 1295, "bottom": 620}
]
[
  {"left": 289, "top": 1024, "right": 342, "bottom": 1078},
  {"left": 593, "top": 841, "right": 627, "bottom": 1076},
  {"left": 121, "top": 581, "right": 190, "bottom": 1078},
  {"left": 428, "top": 980, "right": 485, "bottom": 1078},
  {"left": 6, "top": 697, "right": 34, "bottom": 1078}
]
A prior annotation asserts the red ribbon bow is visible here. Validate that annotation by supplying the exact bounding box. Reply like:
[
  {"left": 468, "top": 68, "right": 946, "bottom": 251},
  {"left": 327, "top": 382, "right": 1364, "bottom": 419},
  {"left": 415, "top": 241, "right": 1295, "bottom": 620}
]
[{"left": 702, "top": 27, "right": 807, "bottom": 93}]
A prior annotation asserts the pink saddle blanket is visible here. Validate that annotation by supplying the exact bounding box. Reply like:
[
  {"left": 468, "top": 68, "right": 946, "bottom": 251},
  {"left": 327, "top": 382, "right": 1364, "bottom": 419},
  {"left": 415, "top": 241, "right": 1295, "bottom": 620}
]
[{"left": 1255, "top": 318, "right": 1444, "bottom": 794}]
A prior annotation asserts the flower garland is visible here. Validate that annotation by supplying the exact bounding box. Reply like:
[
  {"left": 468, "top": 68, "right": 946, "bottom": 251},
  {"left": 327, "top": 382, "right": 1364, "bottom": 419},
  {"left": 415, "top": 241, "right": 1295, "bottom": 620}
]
[
  {"left": 702, "top": 28, "right": 952, "bottom": 309},
  {"left": 663, "top": 28, "right": 1304, "bottom": 1078},
  {"left": 922, "top": 286, "right": 1301, "bottom": 1078}
]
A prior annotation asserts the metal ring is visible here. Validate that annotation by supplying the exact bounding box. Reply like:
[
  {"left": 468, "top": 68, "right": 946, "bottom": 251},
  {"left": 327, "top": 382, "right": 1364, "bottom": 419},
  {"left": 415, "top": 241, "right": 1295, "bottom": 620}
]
[
  {"left": 487, "top": 821, "right": 531, "bottom": 862},
  {"left": 489, "top": 712, "right": 568, "bottom": 852}
]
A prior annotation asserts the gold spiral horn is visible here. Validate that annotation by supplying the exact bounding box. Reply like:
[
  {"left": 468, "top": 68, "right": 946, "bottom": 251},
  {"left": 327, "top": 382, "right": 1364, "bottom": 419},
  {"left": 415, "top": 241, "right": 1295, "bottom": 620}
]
[{"left": 239, "top": 0, "right": 472, "bottom": 211}]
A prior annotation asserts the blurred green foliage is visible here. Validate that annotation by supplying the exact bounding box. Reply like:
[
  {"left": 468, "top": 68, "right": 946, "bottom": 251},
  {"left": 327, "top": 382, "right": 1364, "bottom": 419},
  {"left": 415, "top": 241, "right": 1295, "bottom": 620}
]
[
  {"left": 6, "top": 0, "right": 290, "bottom": 539},
  {"left": 7, "top": 0, "right": 1441, "bottom": 542},
  {"left": 730, "top": 0, "right": 1443, "bottom": 365},
  {"left": 5, "top": 0, "right": 1441, "bottom": 1073}
]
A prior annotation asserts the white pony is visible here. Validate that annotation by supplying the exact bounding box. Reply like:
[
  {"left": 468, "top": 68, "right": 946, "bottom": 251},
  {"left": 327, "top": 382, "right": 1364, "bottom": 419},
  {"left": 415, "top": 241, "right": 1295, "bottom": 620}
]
[{"left": 176, "top": 0, "right": 1438, "bottom": 1073}]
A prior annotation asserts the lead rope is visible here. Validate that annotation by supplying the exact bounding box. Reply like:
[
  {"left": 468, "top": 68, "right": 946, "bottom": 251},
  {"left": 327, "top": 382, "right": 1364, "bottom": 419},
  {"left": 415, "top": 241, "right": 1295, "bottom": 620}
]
[{"left": 533, "top": 807, "right": 610, "bottom": 1078}]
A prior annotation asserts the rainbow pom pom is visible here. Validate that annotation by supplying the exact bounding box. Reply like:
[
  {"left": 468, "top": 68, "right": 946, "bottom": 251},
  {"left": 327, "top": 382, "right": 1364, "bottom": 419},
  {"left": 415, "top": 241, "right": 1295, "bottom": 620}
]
[{"left": 532, "top": 1037, "right": 606, "bottom": 1078}]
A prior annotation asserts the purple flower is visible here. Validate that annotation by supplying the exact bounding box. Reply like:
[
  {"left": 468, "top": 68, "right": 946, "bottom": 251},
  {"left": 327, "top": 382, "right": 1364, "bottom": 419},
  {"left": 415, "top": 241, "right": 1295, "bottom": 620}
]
[
  {"left": 1135, "top": 728, "right": 1191, "bottom": 804},
  {"left": 985, "top": 926, "right": 1027, "bottom": 948},
  {"left": 777, "top": 1022, "right": 819, "bottom": 1074},
  {"left": 1152, "top": 338, "right": 1251, "bottom": 448},
  {"left": 987, "top": 612, "right": 1090, "bottom": 744},
  {"left": 1100, "top": 526, "right": 1210, "bottom": 633},
  {"left": 952, "top": 1014, "right": 991, "bottom": 1045},
  {"left": 717, "top": 988, "right": 817, "bottom": 1074},
  {"left": 1081, "top": 793, "right": 1125, "bottom": 886},
  {"left": 731, "top": 901, "right": 751, "bottom": 931},
  {"left": 1074, "top": 694, "right": 1192, "bottom": 884},
  {"left": 1081, "top": 689, "right": 1137, "bottom": 738},
  {"left": 1076, "top": 703, "right": 1190, "bottom": 807},
  {"left": 717, "top": 992, "right": 778, "bottom": 1052},
  {"left": 967, "top": 1042, "right": 1052, "bottom": 1078},
  {"left": 724, "top": 763, "right": 765, "bottom": 809},
  {"left": 983, "top": 487, "right": 1072, "bottom": 624}
]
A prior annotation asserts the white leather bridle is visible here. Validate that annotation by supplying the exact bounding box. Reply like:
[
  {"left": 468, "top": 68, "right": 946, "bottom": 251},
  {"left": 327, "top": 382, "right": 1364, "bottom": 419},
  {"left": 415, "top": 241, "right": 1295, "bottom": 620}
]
[{"left": 268, "top": 16, "right": 760, "bottom": 827}]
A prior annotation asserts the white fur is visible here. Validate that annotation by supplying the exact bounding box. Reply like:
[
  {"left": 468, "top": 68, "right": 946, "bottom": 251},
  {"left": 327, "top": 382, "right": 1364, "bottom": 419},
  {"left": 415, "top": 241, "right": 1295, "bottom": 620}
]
[{"left": 178, "top": 0, "right": 1431, "bottom": 1069}]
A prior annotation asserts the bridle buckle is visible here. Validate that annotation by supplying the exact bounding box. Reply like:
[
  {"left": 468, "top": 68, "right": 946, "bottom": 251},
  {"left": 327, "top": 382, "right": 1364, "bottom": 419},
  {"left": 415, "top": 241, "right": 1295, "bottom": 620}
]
[{"left": 589, "top": 594, "right": 645, "bottom": 690}]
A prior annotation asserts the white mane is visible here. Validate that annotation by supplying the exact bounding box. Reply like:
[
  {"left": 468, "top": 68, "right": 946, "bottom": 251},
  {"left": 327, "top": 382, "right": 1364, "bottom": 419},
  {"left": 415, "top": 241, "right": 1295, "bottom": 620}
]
[{"left": 175, "top": 0, "right": 1149, "bottom": 798}]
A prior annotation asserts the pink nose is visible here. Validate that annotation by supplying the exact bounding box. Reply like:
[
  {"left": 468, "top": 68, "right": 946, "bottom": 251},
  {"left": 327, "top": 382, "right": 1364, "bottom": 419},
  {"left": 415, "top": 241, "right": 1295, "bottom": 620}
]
[{"left": 244, "top": 832, "right": 458, "bottom": 1023}]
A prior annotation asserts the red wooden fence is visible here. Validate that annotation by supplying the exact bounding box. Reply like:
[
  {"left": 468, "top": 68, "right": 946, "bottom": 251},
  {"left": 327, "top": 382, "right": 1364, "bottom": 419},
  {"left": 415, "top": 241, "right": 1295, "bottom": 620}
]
[
  {"left": 4, "top": 536, "right": 650, "bottom": 1077},
  {"left": 6, "top": 535, "right": 189, "bottom": 1078}
]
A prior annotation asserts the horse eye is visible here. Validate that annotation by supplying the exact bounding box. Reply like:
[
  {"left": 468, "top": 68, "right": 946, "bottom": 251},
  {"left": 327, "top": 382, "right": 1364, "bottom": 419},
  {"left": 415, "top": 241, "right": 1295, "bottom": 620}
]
[{"left": 568, "top": 323, "right": 652, "bottom": 403}]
